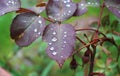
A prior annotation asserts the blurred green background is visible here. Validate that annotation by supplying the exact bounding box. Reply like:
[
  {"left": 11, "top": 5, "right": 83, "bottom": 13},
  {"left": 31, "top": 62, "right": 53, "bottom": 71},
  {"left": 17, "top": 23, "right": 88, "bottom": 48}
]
[{"left": 0, "top": 0, "right": 120, "bottom": 76}]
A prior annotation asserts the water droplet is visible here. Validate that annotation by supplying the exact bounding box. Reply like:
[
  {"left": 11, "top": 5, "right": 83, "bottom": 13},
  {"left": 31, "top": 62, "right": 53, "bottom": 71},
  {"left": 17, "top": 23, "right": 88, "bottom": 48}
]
[
  {"left": 48, "top": 43, "right": 52, "bottom": 45},
  {"left": 64, "top": 1, "right": 67, "bottom": 3},
  {"left": 52, "top": 37, "right": 57, "bottom": 42},
  {"left": 66, "top": 4, "right": 71, "bottom": 7},
  {"left": 61, "top": 56, "right": 63, "bottom": 58},
  {"left": 64, "top": 35, "right": 67, "bottom": 37},
  {"left": 38, "top": 20, "right": 42, "bottom": 24},
  {"left": 68, "top": 11, "right": 71, "bottom": 13},
  {"left": 50, "top": 47, "right": 54, "bottom": 50},
  {"left": 34, "top": 29, "right": 37, "bottom": 32},
  {"left": 64, "top": 32, "right": 67, "bottom": 34},
  {"left": 87, "top": 2, "right": 91, "bottom": 5},
  {"left": 7, "top": 0, "right": 15, "bottom": 5},
  {"left": 95, "top": 2, "right": 98, "bottom": 5},
  {"left": 52, "top": 51, "right": 57, "bottom": 55},
  {"left": 52, "top": 31, "right": 56, "bottom": 35},
  {"left": 64, "top": 41, "right": 67, "bottom": 43},
  {"left": 38, "top": 32, "right": 41, "bottom": 35},
  {"left": 80, "top": 4, "right": 84, "bottom": 6}
]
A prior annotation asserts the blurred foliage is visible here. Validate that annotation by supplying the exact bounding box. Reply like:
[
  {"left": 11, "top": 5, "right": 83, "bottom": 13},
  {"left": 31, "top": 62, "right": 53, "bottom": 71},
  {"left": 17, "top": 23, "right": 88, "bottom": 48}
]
[{"left": 0, "top": 0, "right": 120, "bottom": 76}]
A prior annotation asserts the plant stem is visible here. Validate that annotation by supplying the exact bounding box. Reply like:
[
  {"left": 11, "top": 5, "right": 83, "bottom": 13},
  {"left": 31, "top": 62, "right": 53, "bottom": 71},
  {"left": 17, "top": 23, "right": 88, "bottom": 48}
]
[
  {"left": 97, "top": 2, "right": 105, "bottom": 31},
  {"left": 88, "top": 45, "right": 96, "bottom": 76}
]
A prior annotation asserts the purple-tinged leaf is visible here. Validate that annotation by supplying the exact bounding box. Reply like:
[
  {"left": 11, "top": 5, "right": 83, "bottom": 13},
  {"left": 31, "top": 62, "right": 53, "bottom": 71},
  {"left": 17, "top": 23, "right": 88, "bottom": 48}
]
[
  {"left": 0, "top": 0, "right": 21, "bottom": 16},
  {"left": 10, "top": 12, "right": 46, "bottom": 47},
  {"left": 73, "top": 0, "right": 87, "bottom": 16},
  {"left": 46, "top": 0, "right": 77, "bottom": 22},
  {"left": 105, "top": 0, "right": 120, "bottom": 18},
  {"left": 43, "top": 23, "right": 76, "bottom": 67}
]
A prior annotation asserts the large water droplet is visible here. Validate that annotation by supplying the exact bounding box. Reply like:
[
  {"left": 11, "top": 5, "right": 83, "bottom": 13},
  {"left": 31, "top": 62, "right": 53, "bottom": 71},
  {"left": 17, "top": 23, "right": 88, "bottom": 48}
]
[
  {"left": 80, "top": 4, "right": 84, "bottom": 6},
  {"left": 38, "top": 20, "right": 42, "bottom": 24},
  {"left": 50, "top": 47, "right": 54, "bottom": 50},
  {"left": 52, "top": 51, "right": 57, "bottom": 55},
  {"left": 52, "top": 31, "right": 56, "bottom": 35},
  {"left": 52, "top": 37, "right": 57, "bottom": 42},
  {"left": 34, "top": 28, "right": 37, "bottom": 32}
]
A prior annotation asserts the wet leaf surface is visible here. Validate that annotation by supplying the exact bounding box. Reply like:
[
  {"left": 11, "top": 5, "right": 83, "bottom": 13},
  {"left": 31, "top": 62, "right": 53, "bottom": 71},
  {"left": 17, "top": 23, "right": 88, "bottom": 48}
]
[
  {"left": 0, "top": 0, "right": 21, "bottom": 16},
  {"left": 43, "top": 23, "right": 76, "bottom": 67},
  {"left": 73, "top": 0, "right": 87, "bottom": 16},
  {"left": 105, "top": 0, "right": 120, "bottom": 18},
  {"left": 10, "top": 12, "right": 46, "bottom": 47},
  {"left": 46, "top": 0, "right": 77, "bottom": 22}
]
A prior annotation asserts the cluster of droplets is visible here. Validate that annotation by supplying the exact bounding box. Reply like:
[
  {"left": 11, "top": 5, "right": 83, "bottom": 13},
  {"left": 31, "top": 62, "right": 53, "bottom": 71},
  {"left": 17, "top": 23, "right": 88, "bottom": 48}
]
[
  {"left": 62, "top": 31, "right": 67, "bottom": 48},
  {"left": 63, "top": 0, "right": 70, "bottom": 3},
  {"left": 87, "top": 2, "right": 99, "bottom": 7},
  {"left": 33, "top": 19, "right": 43, "bottom": 37},
  {"left": 48, "top": 30, "right": 58, "bottom": 56},
  {"left": 34, "top": 28, "right": 41, "bottom": 37},
  {"left": 6, "top": 0, "right": 17, "bottom": 6},
  {"left": 47, "top": 0, "right": 76, "bottom": 21}
]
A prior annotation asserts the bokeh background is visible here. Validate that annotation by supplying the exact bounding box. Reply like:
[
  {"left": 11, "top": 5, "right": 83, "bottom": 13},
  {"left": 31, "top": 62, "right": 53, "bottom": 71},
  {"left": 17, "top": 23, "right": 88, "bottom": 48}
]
[{"left": 0, "top": 0, "right": 120, "bottom": 76}]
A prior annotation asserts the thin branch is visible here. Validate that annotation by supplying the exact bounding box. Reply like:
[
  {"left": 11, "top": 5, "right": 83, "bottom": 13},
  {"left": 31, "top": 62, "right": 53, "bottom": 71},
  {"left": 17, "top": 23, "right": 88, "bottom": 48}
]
[
  {"left": 43, "top": 17, "right": 54, "bottom": 22},
  {"left": 76, "top": 36, "right": 86, "bottom": 45},
  {"left": 97, "top": 2, "right": 105, "bottom": 31},
  {"left": 75, "top": 28, "right": 107, "bottom": 38}
]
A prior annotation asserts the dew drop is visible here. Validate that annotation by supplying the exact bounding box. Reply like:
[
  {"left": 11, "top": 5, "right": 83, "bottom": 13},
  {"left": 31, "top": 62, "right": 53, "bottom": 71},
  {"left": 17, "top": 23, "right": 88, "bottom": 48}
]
[
  {"left": 68, "top": 11, "right": 71, "bottom": 13},
  {"left": 38, "top": 20, "right": 42, "bottom": 24},
  {"left": 64, "top": 1, "right": 67, "bottom": 3},
  {"left": 66, "top": 4, "right": 71, "bottom": 7},
  {"left": 52, "top": 51, "right": 57, "bottom": 55},
  {"left": 50, "top": 47, "right": 54, "bottom": 50},
  {"left": 64, "top": 35, "right": 67, "bottom": 37},
  {"left": 48, "top": 43, "right": 52, "bottom": 45},
  {"left": 80, "top": 4, "right": 84, "bottom": 6},
  {"left": 38, "top": 32, "right": 41, "bottom": 35},
  {"left": 34, "top": 28, "right": 37, "bottom": 32},
  {"left": 64, "top": 41, "right": 67, "bottom": 43},
  {"left": 61, "top": 56, "right": 63, "bottom": 58},
  {"left": 64, "top": 32, "right": 67, "bottom": 34},
  {"left": 87, "top": 2, "right": 91, "bottom": 5},
  {"left": 52, "top": 31, "right": 56, "bottom": 35},
  {"left": 52, "top": 37, "right": 57, "bottom": 42},
  {"left": 95, "top": 2, "right": 98, "bottom": 5}
]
